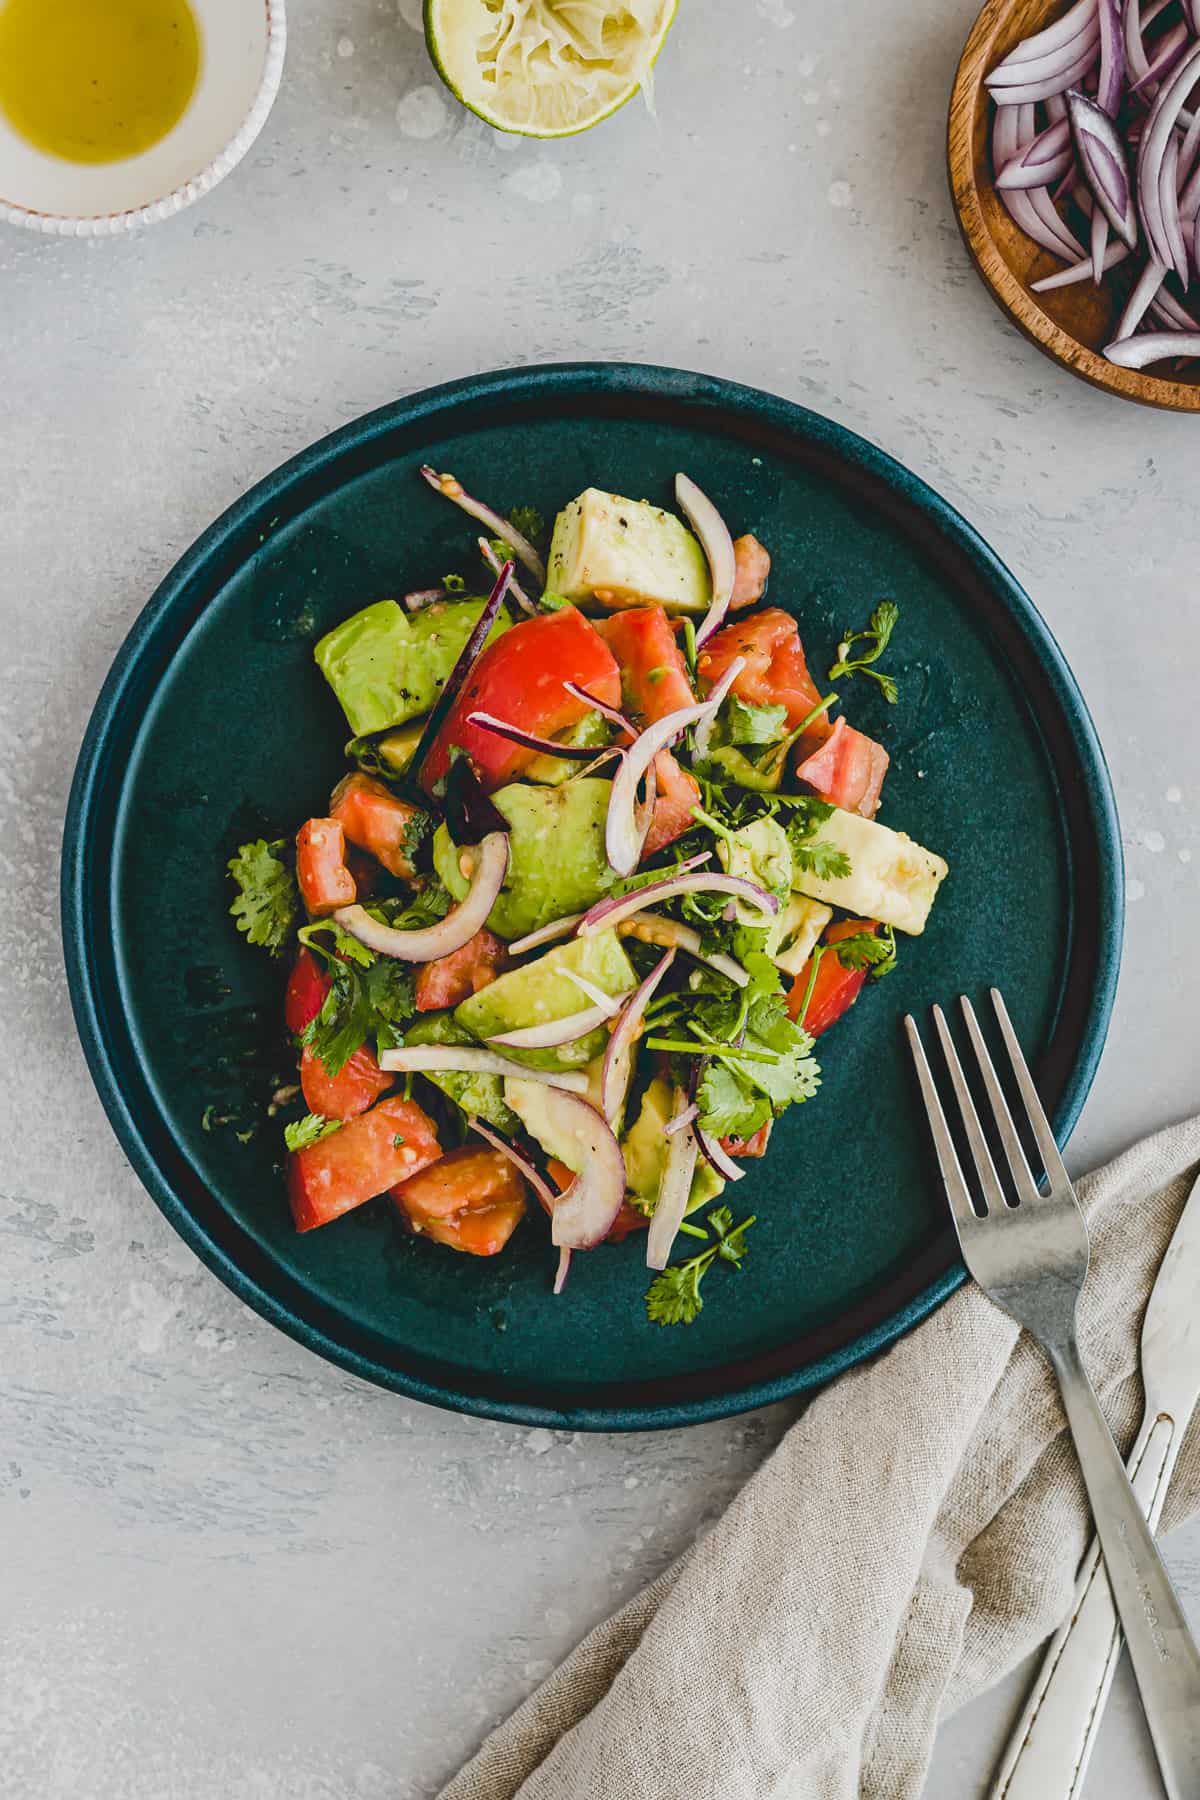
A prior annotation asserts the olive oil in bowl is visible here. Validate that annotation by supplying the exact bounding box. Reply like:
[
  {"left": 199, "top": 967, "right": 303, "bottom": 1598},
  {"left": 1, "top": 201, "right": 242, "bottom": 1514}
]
[{"left": 0, "top": 0, "right": 201, "bottom": 165}]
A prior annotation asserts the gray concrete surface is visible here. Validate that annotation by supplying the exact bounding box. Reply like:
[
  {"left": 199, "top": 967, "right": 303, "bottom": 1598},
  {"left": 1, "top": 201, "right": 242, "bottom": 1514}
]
[{"left": 3, "top": 1, "right": 1199, "bottom": 1795}]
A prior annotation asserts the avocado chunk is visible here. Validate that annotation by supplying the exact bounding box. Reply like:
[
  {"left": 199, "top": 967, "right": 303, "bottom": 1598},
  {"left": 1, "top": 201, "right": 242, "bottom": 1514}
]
[
  {"left": 622, "top": 1077, "right": 724, "bottom": 1216},
  {"left": 546, "top": 489, "right": 711, "bottom": 613},
  {"left": 314, "top": 597, "right": 509, "bottom": 736},
  {"left": 522, "top": 709, "right": 612, "bottom": 786},
  {"left": 457, "top": 930, "right": 636, "bottom": 1071},
  {"left": 791, "top": 807, "right": 948, "bottom": 935},
  {"left": 716, "top": 816, "right": 793, "bottom": 948},
  {"left": 404, "top": 1011, "right": 518, "bottom": 1131},
  {"left": 433, "top": 777, "right": 618, "bottom": 941},
  {"left": 504, "top": 1075, "right": 585, "bottom": 1169}
]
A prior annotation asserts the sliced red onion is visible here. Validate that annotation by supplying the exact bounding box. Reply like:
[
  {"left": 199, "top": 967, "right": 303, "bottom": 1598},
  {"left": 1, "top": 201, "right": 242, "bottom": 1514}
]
[
  {"left": 581, "top": 870, "right": 778, "bottom": 935},
  {"left": 468, "top": 1118, "right": 558, "bottom": 1210},
  {"left": 487, "top": 999, "right": 629, "bottom": 1050},
  {"left": 1103, "top": 328, "right": 1200, "bottom": 364},
  {"left": 477, "top": 536, "right": 535, "bottom": 615},
  {"left": 603, "top": 659, "right": 743, "bottom": 875},
  {"left": 646, "top": 1101, "right": 700, "bottom": 1270},
  {"left": 409, "top": 560, "right": 513, "bottom": 787},
  {"left": 664, "top": 1100, "right": 699, "bottom": 1137},
  {"left": 1030, "top": 241, "right": 1131, "bottom": 288},
  {"left": 695, "top": 1123, "right": 747, "bottom": 1184},
  {"left": 601, "top": 948, "right": 676, "bottom": 1122},
  {"left": 1096, "top": 0, "right": 1125, "bottom": 115},
  {"left": 419, "top": 466, "right": 546, "bottom": 586},
  {"left": 336, "top": 832, "right": 509, "bottom": 961},
  {"left": 988, "top": 0, "right": 1099, "bottom": 84},
  {"left": 561, "top": 968, "right": 627, "bottom": 1016},
  {"left": 617, "top": 914, "right": 749, "bottom": 987},
  {"left": 1114, "top": 256, "right": 1168, "bottom": 337},
  {"left": 1151, "top": 284, "right": 1200, "bottom": 328},
  {"left": 1068, "top": 89, "right": 1139, "bottom": 246},
  {"left": 562, "top": 681, "right": 635, "bottom": 738},
  {"left": 508, "top": 912, "right": 585, "bottom": 955},
  {"left": 553, "top": 1247, "right": 572, "bottom": 1295},
  {"left": 993, "top": 106, "right": 1085, "bottom": 260},
  {"left": 995, "top": 117, "right": 1074, "bottom": 189},
  {"left": 403, "top": 588, "right": 448, "bottom": 611},
  {"left": 990, "top": 42, "right": 1101, "bottom": 106},
  {"left": 1123, "top": 0, "right": 1155, "bottom": 85},
  {"left": 1161, "top": 133, "right": 1190, "bottom": 283},
  {"left": 1128, "top": 20, "right": 1189, "bottom": 98},
  {"left": 1138, "top": 43, "right": 1200, "bottom": 271},
  {"left": 674, "top": 473, "right": 736, "bottom": 648},
  {"left": 541, "top": 1094, "right": 628, "bottom": 1250},
  {"left": 466, "top": 709, "right": 601, "bottom": 760},
  {"left": 378, "top": 1045, "right": 590, "bottom": 1090},
  {"left": 1091, "top": 205, "right": 1111, "bottom": 282},
  {"left": 1178, "top": 106, "right": 1200, "bottom": 190}
]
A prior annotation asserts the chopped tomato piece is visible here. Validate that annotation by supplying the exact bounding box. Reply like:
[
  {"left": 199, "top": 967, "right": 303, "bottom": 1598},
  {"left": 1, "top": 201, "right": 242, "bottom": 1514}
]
[
  {"left": 597, "top": 605, "right": 694, "bottom": 723},
  {"left": 392, "top": 1147, "right": 527, "bottom": 1256},
  {"left": 331, "top": 774, "right": 424, "bottom": 880},
  {"left": 643, "top": 749, "right": 700, "bottom": 858},
  {"left": 284, "top": 949, "right": 330, "bottom": 1035},
  {"left": 795, "top": 716, "right": 889, "bottom": 818},
  {"left": 786, "top": 919, "right": 878, "bottom": 1037},
  {"left": 296, "top": 818, "right": 356, "bottom": 917},
  {"left": 300, "top": 1043, "right": 393, "bottom": 1122},
  {"left": 730, "top": 534, "right": 771, "bottom": 609},
  {"left": 287, "top": 1095, "right": 441, "bottom": 1233},
  {"left": 414, "top": 928, "right": 508, "bottom": 1012},
  {"left": 720, "top": 1121, "right": 773, "bottom": 1158},
  {"left": 345, "top": 847, "right": 379, "bottom": 900},
  {"left": 697, "top": 608, "right": 829, "bottom": 738},
  {"left": 546, "top": 1158, "right": 646, "bottom": 1244},
  {"left": 421, "top": 606, "right": 621, "bottom": 794}
]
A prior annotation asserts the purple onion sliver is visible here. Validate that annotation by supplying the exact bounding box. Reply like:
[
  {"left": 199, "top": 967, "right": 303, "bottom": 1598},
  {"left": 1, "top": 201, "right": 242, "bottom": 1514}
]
[
  {"left": 562, "top": 681, "right": 634, "bottom": 738},
  {"left": 1030, "top": 242, "right": 1131, "bottom": 289},
  {"left": 990, "top": 42, "right": 1101, "bottom": 106},
  {"left": 466, "top": 709, "right": 601, "bottom": 760},
  {"left": 478, "top": 537, "right": 535, "bottom": 615},
  {"left": 1104, "top": 328, "right": 1200, "bottom": 364},
  {"left": 1096, "top": 0, "right": 1124, "bottom": 115},
  {"left": 1150, "top": 286, "right": 1200, "bottom": 328},
  {"left": 663, "top": 1101, "right": 699, "bottom": 1138},
  {"left": 1160, "top": 134, "right": 1190, "bottom": 284},
  {"left": 468, "top": 1118, "right": 558, "bottom": 1210},
  {"left": 988, "top": 9, "right": 1099, "bottom": 87},
  {"left": 1069, "top": 90, "right": 1139, "bottom": 244},
  {"left": 1114, "top": 257, "right": 1168, "bottom": 338},
  {"left": 1137, "top": 43, "right": 1200, "bottom": 272},
  {"left": 1091, "top": 205, "right": 1111, "bottom": 282},
  {"left": 989, "top": 0, "right": 1099, "bottom": 77},
  {"left": 1128, "top": 21, "right": 1189, "bottom": 98},
  {"left": 419, "top": 466, "right": 546, "bottom": 586}
]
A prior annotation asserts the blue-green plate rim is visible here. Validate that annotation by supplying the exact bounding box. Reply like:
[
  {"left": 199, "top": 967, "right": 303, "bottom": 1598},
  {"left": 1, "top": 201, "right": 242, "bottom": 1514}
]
[{"left": 61, "top": 361, "right": 1123, "bottom": 1431}]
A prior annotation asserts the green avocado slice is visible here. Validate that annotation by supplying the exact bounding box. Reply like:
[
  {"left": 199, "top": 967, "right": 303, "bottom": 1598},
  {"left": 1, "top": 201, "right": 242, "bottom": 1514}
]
[
  {"left": 455, "top": 930, "right": 636, "bottom": 1071},
  {"left": 314, "top": 597, "right": 509, "bottom": 736}
]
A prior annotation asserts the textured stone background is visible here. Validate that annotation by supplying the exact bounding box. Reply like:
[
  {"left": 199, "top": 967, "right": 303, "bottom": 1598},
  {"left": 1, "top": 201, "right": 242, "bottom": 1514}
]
[{"left": 3, "top": 1, "right": 1199, "bottom": 1794}]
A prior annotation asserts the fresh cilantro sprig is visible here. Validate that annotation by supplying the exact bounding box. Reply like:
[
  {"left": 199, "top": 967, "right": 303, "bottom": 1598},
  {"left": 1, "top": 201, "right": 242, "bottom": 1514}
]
[
  {"left": 645, "top": 1206, "right": 756, "bottom": 1327},
  {"left": 228, "top": 839, "right": 299, "bottom": 955},
  {"left": 284, "top": 1113, "right": 343, "bottom": 1152},
  {"left": 828, "top": 601, "right": 900, "bottom": 702},
  {"left": 834, "top": 924, "right": 898, "bottom": 980},
  {"left": 507, "top": 503, "right": 544, "bottom": 543},
  {"left": 790, "top": 836, "right": 852, "bottom": 881},
  {"left": 298, "top": 916, "right": 417, "bottom": 1074}
]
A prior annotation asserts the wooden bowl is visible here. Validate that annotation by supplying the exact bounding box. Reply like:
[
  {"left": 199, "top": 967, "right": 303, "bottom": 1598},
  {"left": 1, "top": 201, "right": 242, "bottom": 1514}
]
[{"left": 948, "top": 0, "right": 1200, "bottom": 411}]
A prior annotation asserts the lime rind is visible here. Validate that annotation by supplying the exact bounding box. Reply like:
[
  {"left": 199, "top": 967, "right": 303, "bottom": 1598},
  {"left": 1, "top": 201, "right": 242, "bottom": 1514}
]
[{"left": 425, "top": 0, "right": 677, "bottom": 138}]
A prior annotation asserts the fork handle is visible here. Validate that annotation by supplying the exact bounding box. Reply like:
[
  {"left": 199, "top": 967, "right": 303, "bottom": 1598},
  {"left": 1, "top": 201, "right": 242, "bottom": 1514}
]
[{"left": 1049, "top": 1336, "right": 1200, "bottom": 1800}]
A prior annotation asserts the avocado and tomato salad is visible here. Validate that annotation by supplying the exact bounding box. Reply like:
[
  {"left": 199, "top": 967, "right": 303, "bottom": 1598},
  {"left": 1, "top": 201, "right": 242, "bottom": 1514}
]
[{"left": 227, "top": 471, "right": 948, "bottom": 1325}]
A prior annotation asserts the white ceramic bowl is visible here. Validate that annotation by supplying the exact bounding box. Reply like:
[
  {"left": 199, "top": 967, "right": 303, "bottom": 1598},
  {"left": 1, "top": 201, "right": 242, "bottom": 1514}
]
[{"left": 0, "top": 0, "right": 286, "bottom": 236}]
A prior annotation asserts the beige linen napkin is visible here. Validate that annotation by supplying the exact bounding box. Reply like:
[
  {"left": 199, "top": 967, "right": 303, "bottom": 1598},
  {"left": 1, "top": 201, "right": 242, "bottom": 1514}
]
[{"left": 441, "top": 1116, "right": 1200, "bottom": 1800}]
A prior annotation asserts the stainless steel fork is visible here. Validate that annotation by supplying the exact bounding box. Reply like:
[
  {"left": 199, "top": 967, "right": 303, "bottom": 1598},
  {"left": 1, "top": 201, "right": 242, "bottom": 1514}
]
[{"left": 906, "top": 990, "right": 1200, "bottom": 1800}]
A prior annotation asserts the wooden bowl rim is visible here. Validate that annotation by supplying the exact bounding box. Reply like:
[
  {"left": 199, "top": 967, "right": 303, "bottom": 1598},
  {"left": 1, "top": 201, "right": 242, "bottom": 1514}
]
[{"left": 947, "top": 0, "right": 1200, "bottom": 413}]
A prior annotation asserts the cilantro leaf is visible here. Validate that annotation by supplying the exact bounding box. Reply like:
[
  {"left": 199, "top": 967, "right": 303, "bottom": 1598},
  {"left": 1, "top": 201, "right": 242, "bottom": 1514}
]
[
  {"left": 719, "top": 696, "right": 789, "bottom": 747},
  {"left": 645, "top": 1208, "right": 756, "bottom": 1327},
  {"left": 508, "top": 503, "right": 544, "bottom": 543},
  {"left": 301, "top": 961, "right": 375, "bottom": 1078},
  {"left": 828, "top": 600, "right": 900, "bottom": 702},
  {"left": 791, "top": 838, "right": 853, "bottom": 881},
  {"left": 833, "top": 924, "right": 898, "bottom": 979},
  {"left": 298, "top": 918, "right": 374, "bottom": 967},
  {"left": 284, "top": 1113, "right": 343, "bottom": 1152},
  {"left": 228, "top": 839, "right": 299, "bottom": 956},
  {"left": 695, "top": 1061, "right": 773, "bottom": 1141}
]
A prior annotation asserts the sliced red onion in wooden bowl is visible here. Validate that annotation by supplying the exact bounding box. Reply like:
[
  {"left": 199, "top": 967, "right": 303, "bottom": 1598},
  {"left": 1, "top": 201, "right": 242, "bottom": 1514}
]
[
  {"left": 1104, "top": 326, "right": 1200, "bottom": 360},
  {"left": 378, "top": 1046, "right": 590, "bottom": 1090},
  {"left": 995, "top": 116, "right": 1075, "bottom": 188},
  {"left": 1068, "top": 89, "right": 1139, "bottom": 244},
  {"left": 581, "top": 870, "right": 778, "bottom": 934},
  {"left": 646, "top": 1102, "right": 700, "bottom": 1270},
  {"left": 1138, "top": 43, "right": 1200, "bottom": 270},
  {"left": 419, "top": 466, "right": 546, "bottom": 586},
  {"left": 601, "top": 948, "right": 676, "bottom": 1122},
  {"left": 336, "top": 831, "right": 509, "bottom": 961},
  {"left": 674, "top": 473, "right": 736, "bottom": 648},
  {"left": 540, "top": 1093, "right": 628, "bottom": 1250}
]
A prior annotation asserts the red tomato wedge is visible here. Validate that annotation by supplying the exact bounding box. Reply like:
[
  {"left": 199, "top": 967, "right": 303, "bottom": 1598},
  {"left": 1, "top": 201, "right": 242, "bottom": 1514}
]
[
  {"left": 643, "top": 749, "right": 701, "bottom": 858},
  {"left": 284, "top": 949, "right": 330, "bottom": 1035},
  {"left": 330, "top": 773, "right": 425, "bottom": 879},
  {"left": 288, "top": 1095, "right": 441, "bottom": 1233},
  {"left": 296, "top": 818, "right": 356, "bottom": 917},
  {"left": 794, "top": 716, "right": 889, "bottom": 818},
  {"left": 547, "top": 1158, "right": 646, "bottom": 1243},
  {"left": 786, "top": 919, "right": 878, "bottom": 1037},
  {"left": 300, "top": 1043, "right": 393, "bottom": 1122},
  {"left": 697, "top": 608, "right": 829, "bottom": 737},
  {"left": 730, "top": 534, "right": 771, "bottom": 609},
  {"left": 597, "top": 605, "right": 694, "bottom": 723},
  {"left": 392, "top": 1147, "right": 527, "bottom": 1256},
  {"left": 421, "top": 606, "right": 621, "bottom": 793},
  {"left": 720, "top": 1121, "right": 772, "bottom": 1158},
  {"left": 414, "top": 927, "right": 508, "bottom": 1012}
]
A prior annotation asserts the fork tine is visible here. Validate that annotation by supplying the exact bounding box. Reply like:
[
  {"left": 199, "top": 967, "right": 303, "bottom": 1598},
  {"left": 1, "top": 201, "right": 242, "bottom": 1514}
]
[
  {"left": 989, "top": 988, "right": 1073, "bottom": 1196},
  {"left": 959, "top": 995, "right": 1042, "bottom": 1206},
  {"left": 903, "top": 1015, "right": 981, "bottom": 1243},
  {"left": 930, "top": 1005, "right": 1011, "bottom": 1215}
]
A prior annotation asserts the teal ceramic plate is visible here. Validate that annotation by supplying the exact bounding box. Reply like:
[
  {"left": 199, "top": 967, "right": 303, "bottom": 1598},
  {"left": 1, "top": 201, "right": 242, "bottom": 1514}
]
[{"left": 62, "top": 364, "right": 1122, "bottom": 1429}]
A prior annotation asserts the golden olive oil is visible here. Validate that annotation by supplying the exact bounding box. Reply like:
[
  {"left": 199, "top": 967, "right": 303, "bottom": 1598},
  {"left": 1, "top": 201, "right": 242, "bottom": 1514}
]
[{"left": 0, "top": 0, "right": 201, "bottom": 165}]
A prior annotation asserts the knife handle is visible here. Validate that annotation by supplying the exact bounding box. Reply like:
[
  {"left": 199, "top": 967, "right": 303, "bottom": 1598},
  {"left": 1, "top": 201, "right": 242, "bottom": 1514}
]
[{"left": 990, "top": 1412, "right": 1179, "bottom": 1800}]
